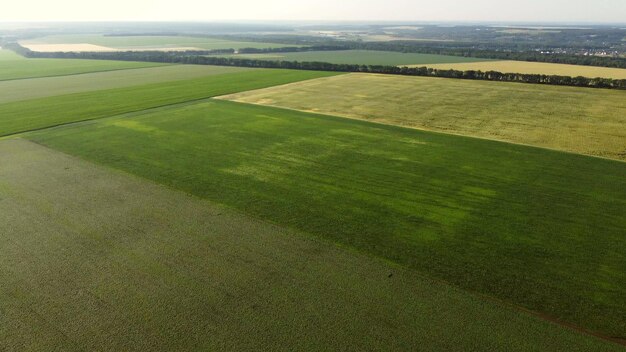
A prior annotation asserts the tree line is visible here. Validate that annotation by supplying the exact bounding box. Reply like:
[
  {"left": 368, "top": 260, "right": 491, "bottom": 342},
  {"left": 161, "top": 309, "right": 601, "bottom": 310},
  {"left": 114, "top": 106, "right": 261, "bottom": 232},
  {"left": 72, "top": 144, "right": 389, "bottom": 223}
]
[
  {"left": 206, "top": 34, "right": 626, "bottom": 69},
  {"left": 237, "top": 45, "right": 346, "bottom": 54},
  {"left": 7, "top": 38, "right": 625, "bottom": 69},
  {"left": 345, "top": 41, "right": 626, "bottom": 69},
  {"left": 6, "top": 43, "right": 625, "bottom": 90}
]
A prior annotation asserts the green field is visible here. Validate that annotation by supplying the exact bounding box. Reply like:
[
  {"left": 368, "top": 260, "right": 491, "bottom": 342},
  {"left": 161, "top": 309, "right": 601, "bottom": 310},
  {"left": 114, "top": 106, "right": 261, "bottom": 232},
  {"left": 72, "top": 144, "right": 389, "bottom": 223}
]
[
  {"left": 2, "top": 138, "right": 619, "bottom": 351},
  {"left": 0, "top": 55, "right": 166, "bottom": 81},
  {"left": 216, "top": 50, "right": 493, "bottom": 65},
  {"left": 0, "top": 69, "right": 340, "bottom": 136},
  {"left": 0, "top": 64, "right": 250, "bottom": 104},
  {"left": 1, "top": 42, "right": 624, "bottom": 349},
  {"left": 0, "top": 48, "right": 25, "bottom": 60},
  {"left": 28, "top": 99, "right": 626, "bottom": 339},
  {"left": 22, "top": 34, "right": 301, "bottom": 50},
  {"left": 222, "top": 73, "right": 626, "bottom": 161}
]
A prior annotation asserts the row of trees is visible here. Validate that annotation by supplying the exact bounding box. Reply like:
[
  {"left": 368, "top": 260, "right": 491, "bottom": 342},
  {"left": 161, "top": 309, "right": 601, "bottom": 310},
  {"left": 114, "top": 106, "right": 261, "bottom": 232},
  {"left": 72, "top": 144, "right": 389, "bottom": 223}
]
[
  {"left": 202, "top": 33, "right": 626, "bottom": 69},
  {"left": 6, "top": 43, "right": 625, "bottom": 89},
  {"left": 345, "top": 42, "right": 626, "bottom": 69},
  {"left": 197, "top": 57, "right": 626, "bottom": 89},
  {"left": 237, "top": 45, "right": 346, "bottom": 54},
  {"left": 207, "top": 33, "right": 626, "bottom": 69}
]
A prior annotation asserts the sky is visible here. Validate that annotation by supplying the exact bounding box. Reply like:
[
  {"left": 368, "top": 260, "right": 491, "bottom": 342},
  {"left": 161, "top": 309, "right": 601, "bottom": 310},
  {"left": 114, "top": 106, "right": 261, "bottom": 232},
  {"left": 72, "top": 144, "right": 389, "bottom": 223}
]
[{"left": 0, "top": 0, "right": 624, "bottom": 23}]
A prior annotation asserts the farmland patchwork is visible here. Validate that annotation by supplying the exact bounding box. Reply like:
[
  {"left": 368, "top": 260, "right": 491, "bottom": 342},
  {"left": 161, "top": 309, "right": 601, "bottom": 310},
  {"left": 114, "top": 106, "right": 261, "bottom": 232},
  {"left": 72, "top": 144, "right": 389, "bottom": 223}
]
[{"left": 1, "top": 46, "right": 624, "bottom": 350}]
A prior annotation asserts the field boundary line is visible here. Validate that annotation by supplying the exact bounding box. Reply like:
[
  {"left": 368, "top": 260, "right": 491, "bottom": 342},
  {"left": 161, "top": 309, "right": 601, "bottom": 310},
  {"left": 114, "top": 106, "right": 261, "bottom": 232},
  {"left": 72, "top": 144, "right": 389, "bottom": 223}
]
[
  {"left": 0, "top": 95, "right": 217, "bottom": 139},
  {"left": 10, "top": 93, "right": 625, "bottom": 164},
  {"left": 6, "top": 86, "right": 623, "bottom": 165},
  {"left": 1, "top": 72, "right": 344, "bottom": 139},
  {"left": 214, "top": 98, "right": 626, "bottom": 164},
  {"left": 0, "top": 63, "right": 174, "bottom": 83}
]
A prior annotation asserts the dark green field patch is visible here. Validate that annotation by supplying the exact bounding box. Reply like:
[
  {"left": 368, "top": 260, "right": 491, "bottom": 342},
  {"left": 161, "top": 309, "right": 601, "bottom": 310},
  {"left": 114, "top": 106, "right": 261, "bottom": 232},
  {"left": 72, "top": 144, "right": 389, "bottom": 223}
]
[
  {"left": 2, "top": 139, "right": 619, "bottom": 351},
  {"left": 29, "top": 99, "right": 626, "bottom": 339},
  {"left": 0, "top": 69, "right": 340, "bottom": 136}
]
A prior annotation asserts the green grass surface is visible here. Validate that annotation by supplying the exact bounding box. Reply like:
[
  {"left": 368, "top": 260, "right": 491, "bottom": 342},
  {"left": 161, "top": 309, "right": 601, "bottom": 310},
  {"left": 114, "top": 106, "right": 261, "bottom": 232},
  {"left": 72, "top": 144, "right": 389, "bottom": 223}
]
[
  {"left": 217, "top": 50, "right": 493, "bottom": 65},
  {"left": 222, "top": 73, "right": 626, "bottom": 160},
  {"left": 29, "top": 99, "right": 626, "bottom": 339},
  {"left": 0, "top": 64, "right": 250, "bottom": 104},
  {"left": 0, "top": 49, "right": 25, "bottom": 60},
  {"left": 0, "top": 57, "right": 165, "bottom": 81},
  {"left": 2, "top": 139, "right": 619, "bottom": 351},
  {"left": 22, "top": 34, "right": 300, "bottom": 50},
  {"left": 0, "top": 69, "right": 340, "bottom": 136}
]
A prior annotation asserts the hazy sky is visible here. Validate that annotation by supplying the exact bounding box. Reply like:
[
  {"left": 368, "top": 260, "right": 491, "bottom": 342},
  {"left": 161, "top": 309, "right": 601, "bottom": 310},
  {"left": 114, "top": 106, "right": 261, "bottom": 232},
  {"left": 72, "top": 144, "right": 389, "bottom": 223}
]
[{"left": 1, "top": 0, "right": 625, "bottom": 23}]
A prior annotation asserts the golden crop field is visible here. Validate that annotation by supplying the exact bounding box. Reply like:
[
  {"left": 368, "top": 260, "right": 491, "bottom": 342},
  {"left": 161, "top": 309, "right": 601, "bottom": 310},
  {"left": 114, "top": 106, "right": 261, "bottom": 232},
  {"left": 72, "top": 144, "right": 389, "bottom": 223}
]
[
  {"left": 219, "top": 73, "right": 626, "bottom": 160},
  {"left": 409, "top": 60, "right": 626, "bottom": 79}
]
